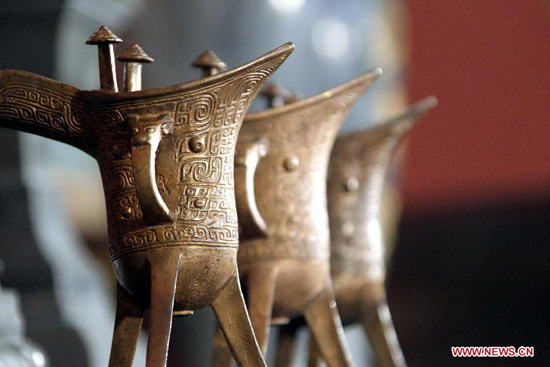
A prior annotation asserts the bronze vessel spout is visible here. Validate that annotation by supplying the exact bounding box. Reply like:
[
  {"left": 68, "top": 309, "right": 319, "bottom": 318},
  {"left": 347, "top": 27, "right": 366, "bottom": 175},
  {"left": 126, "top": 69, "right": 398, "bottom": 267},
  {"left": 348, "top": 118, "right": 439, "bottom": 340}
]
[
  {"left": 0, "top": 26, "right": 294, "bottom": 367},
  {"left": 210, "top": 69, "right": 383, "bottom": 367},
  {"left": 322, "top": 97, "right": 438, "bottom": 367}
]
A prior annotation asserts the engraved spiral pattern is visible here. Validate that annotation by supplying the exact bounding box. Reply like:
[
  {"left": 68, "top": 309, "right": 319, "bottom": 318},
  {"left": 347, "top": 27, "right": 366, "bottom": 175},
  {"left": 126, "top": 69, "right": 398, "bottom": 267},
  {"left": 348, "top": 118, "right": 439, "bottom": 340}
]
[
  {"left": 0, "top": 75, "right": 94, "bottom": 154},
  {"left": 98, "top": 64, "right": 279, "bottom": 260},
  {"left": 0, "top": 51, "right": 290, "bottom": 261}
]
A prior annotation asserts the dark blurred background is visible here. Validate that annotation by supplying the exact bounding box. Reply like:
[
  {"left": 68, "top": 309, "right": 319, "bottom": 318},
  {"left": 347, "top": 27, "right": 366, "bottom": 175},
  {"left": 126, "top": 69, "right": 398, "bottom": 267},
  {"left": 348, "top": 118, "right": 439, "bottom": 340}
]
[
  {"left": 390, "top": 1, "right": 550, "bottom": 366},
  {"left": 1, "top": 0, "right": 550, "bottom": 366}
]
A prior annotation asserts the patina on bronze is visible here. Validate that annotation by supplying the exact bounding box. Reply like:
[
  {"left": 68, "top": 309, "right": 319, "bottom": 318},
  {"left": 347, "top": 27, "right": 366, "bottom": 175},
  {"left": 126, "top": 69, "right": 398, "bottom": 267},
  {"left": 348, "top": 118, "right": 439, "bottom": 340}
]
[
  {"left": 323, "top": 97, "right": 438, "bottom": 367},
  {"left": 0, "top": 26, "right": 295, "bottom": 367},
  {"left": 208, "top": 69, "right": 383, "bottom": 367}
]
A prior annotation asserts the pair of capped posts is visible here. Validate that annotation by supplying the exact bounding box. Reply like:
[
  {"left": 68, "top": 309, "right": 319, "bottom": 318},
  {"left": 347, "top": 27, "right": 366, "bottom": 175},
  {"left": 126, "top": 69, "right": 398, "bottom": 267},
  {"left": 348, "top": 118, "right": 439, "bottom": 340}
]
[{"left": 86, "top": 26, "right": 228, "bottom": 92}]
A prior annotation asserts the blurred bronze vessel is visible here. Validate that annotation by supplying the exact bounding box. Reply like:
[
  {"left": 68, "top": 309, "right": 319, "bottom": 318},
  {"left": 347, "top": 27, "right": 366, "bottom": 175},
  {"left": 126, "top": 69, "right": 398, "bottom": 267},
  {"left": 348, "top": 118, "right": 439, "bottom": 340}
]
[
  {"left": 319, "top": 97, "right": 437, "bottom": 367},
  {"left": 0, "top": 26, "right": 294, "bottom": 367},
  {"left": 210, "top": 70, "right": 382, "bottom": 367}
]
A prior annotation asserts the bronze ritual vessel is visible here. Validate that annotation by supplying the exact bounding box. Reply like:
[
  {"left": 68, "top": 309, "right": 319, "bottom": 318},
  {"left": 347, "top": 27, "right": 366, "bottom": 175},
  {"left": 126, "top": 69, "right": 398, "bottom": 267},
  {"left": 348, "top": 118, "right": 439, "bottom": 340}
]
[
  {"left": 210, "top": 70, "right": 383, "bottom": 367},
  {"left": 316, "top": 97, "right": 437, "bottom": 367},
  {"left": 0, "top": 26, "right": 295, "bottom": 367}
]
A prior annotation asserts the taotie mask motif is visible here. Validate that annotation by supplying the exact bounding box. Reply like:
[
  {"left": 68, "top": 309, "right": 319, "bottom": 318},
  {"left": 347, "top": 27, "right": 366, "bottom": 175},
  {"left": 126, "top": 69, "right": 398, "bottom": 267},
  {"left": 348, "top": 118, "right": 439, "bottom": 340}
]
[{"left": 129, "top": 113, "right": 176, "bottom": 225}]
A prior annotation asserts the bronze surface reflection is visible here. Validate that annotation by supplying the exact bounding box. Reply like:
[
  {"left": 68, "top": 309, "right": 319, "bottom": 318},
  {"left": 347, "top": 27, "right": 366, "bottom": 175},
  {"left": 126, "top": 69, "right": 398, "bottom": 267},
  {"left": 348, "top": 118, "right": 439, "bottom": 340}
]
[
  {"left": 211, "top": 70, "right": 382, "bottom": 367},
  {"left": 324, "top": 97, "right": 438, "bottom": 367},
  {"left": 0, "top": 26, "right": 294, "bottom": 367}
]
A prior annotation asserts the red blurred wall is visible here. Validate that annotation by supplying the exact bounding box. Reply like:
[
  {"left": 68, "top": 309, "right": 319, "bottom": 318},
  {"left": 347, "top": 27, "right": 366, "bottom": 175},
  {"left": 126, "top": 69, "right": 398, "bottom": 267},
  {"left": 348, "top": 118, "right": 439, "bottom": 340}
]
[{"left": 403, "top": 0, "right": 550, "bottom": 211}]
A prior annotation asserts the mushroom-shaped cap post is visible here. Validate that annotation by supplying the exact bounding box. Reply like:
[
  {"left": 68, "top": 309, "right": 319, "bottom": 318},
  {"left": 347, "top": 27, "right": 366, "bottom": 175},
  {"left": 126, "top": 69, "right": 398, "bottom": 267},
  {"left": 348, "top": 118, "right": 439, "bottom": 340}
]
[
  {"left": 86, "top": 25, "right": 123, "bottom": 92},
  {"left": 117, "top": 43, "right": 154, "bottom": 92},
  {"left": 192, "top": 50, "right": 228, "bottom": 78},
  {"left": 261, "top": 82, "right": 293, "bottom": 108}
]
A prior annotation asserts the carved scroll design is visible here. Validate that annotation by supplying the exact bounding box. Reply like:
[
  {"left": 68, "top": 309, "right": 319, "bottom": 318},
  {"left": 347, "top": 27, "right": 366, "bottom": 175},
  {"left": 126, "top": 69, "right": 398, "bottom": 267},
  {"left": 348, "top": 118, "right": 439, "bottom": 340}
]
[
  {"left": 99, "top": 56, "right": 285, "bottom": 260},
  {"left": 0, "top": 45, "right": 292, "bottom": 261},
  {"left": 0, "top": 72, "right": 95, "bottom": 155}
]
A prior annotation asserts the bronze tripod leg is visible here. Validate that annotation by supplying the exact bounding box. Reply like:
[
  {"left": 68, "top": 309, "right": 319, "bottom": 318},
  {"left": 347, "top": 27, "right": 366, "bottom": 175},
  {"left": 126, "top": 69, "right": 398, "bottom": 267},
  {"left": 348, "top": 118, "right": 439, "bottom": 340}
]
[
  {"left": 210, "top": 265, "right": 277, "bottom": 367},
  {"left": 361, "top": 283, "right": 406, "bottom": 367},
  {"left": 304, "top": 281, "right": 354, "bottom": 367},
  {"left": 307, "top": 331, "right": 322, "bottom": 367},
  {"left": 211, "top": 322, "right": 235, "bottom": 367},
  {"left": 146, "top": 250, "right": 182, "bottom": 367},
  {"left": 247, "top": 264, "right": 278, "bottom": 355},
  {"left": 274, "top": 318, "right": 301, "bottom": 367},
  {"left": 108, "top": 283, "right": 145, "bottom": 367},
  {"left": 211, "top": 272, "right": 267, "bottom": 367}
]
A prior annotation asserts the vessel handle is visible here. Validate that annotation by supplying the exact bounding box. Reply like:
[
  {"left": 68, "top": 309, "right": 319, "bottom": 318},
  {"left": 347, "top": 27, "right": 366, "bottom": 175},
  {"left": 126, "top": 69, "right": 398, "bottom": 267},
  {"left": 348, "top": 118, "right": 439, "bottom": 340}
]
[
  {"left": 130, "top": 114, "right": 176, "bottom": 226},
  {"left": 234, "top": 138, "right": 269, "bottom": 239}
]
